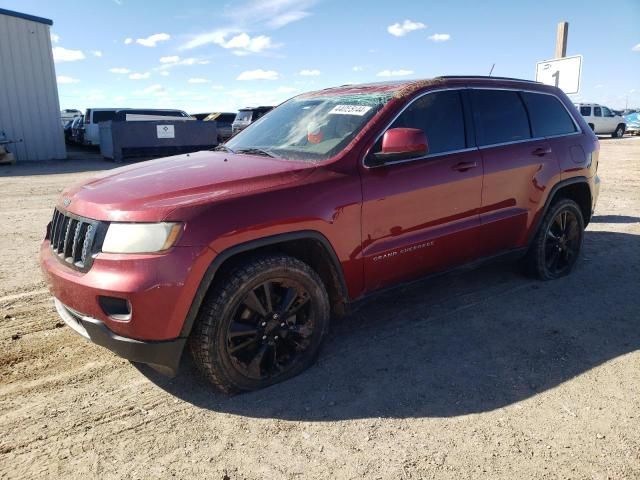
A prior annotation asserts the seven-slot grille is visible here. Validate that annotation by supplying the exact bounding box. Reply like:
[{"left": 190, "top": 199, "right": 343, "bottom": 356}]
[{"left": 49, "top": 208, "right": 99, "bottom": 271}]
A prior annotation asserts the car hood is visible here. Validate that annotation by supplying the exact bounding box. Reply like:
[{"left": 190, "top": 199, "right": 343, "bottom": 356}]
[{"left": 59, "top": 150, "right": 316, "bottom": 222}]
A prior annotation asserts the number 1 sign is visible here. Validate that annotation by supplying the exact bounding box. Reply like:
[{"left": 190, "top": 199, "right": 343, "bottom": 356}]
[{"left": 535, "top": 55, "right": 582, "bottom": 95}]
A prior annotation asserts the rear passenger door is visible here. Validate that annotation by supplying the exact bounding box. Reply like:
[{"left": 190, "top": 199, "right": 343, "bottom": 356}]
[
  {"left": 470, "top": 89, "right": 559, "bottom": 257},
  {"left": 592, "top": 106, "right": 604, "bottom": 133}
]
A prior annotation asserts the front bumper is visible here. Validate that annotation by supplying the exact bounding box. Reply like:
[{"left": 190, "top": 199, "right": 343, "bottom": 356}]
[
  {"left": 55, "top": 298, "right": 186, "bottom": 375},
  {"left": 40, "top": 240, "right": 215, "bottom": 340}
]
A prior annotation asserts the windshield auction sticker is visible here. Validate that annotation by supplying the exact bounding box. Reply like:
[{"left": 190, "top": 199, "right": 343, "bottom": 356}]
[{"left": 329, "top": 105, "right": 372, "bottom": 116}]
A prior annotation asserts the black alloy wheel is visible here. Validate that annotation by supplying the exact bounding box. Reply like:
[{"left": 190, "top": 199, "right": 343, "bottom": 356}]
[
  {"left": 190, "top": 255, "right": 330, "bottom": 394},
  {"left": 544, "top": 209, "right": 581, "bottom": 276},
  {"left": 525, "top": 198, "right": 585, "bottom": 280},
  {"left": 226, "top": 278, "right": 314, "bottom": 380}
]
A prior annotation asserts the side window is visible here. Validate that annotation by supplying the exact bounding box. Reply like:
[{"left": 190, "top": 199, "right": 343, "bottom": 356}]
[
  {"left": 594, "top": 106, "right": 602, "bottom": 117},
  {"left": 93, "top": 111, "right": 117, "bottom": 123},
  {"left": 580, "top": 106, "right": 591, "bottom": 116},
  {"left": 471, "top": 90, "right": 531, "bottom": 146},
  {"left": 521, "top": 92, "right": 577, "bottom": 137},
  {"left": 601, "top": 107, "right": 612, "bottom": 117},
  {"left": 386, "top": 90, "right": 466, "bottom": 155}
]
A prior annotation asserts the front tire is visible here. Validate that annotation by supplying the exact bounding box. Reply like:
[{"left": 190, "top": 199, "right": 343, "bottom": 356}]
[
  {"left": 525, "top": 198, "right": 585, "bottom": 280},
  {"left": 612, "top": 124, "right": 625, "bottom": 138},
  {"left": 189, "top": 254, "right": 330, "bottom": 394}
]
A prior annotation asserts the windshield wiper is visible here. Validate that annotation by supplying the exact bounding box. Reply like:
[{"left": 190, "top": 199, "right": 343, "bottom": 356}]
[
  {"left": 212, "top": 145, "right": 235, "bottom": 153},
  {"left": 235, "top": 147, "right": 276, "bottom": 158}
]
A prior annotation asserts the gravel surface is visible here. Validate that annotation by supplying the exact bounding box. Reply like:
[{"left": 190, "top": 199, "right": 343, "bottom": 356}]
[{"left": 1, "top": 138, "right": 639, "bottom": 479}]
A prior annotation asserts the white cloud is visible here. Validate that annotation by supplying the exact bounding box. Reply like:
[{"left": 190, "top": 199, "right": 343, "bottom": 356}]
[
  {"left": 352, "top": 65, "right": 363, "bottom": 72},
  {"left": 141, "top": 84, "right": 163, "bottom": 94},
  {"left": 428, "top": 33, "right": 451, "bottom": 42},
  {"left": 211, "top": 84, "right": 224, "bottom": 90},
  {"left": 387, "top": 19, "right": 425, "bottom": 37},
  {"left": 109, "top": 67, "right": 130, "bottom": 74},
  {"left": 156, "top": 57, "right": 210, "bottom": 71},
  {"left": 135, "top": 33, "right": 170, "bottom": 47},
  {"left": 91, "top": 50, "right": 103, "bottom": 57},
  {"left": 136, "top": 84, "right": 168, "bottom": 96},
  {"left": 52, "top": 47, "right": 85, "bottom": 63},
  {"left": 188, "top": 78, "right": 210, "bottom": 84},
  {"left": 50, "top": 32, "right": 59, "bottom": 43},
  {"left": 237, "top": 69, "right": 279, "bottom": 80},
  {"left": 124, "top": 37, "right": 133, "bottom": 44},
  {"left": 57, "top": 75, "right": 80, "bottom": 84},
  {"left": 299, "top": 69, "right": 320, "bottom": 76},
  {"left": 376, "top": 69, "right": 414, "bottom": 77},
  {"left": 268, "top": 11, "right": 310, "bottom": 28},
  {"left": 129, "top": 72, "right": 150, "bottom": 80},
  {"left": 160, "top": 71, "right": 170, "bottom": 76},
  {"left": 632, "top": 43, "right": 640, "bottom": 52},
  {"left": 231, "top": 0, "right": 316, "bottom": 29},
  {"left": 181, "top": 30, "right": 278, "bottom": 55},
  {"left": 160, "top": 55, "right": 180, "bottom": 63}
]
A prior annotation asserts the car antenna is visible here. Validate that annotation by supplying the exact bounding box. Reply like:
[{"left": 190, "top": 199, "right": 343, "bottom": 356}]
[{"left": 488, "top": 63, "right": 495, "bottom": 76}]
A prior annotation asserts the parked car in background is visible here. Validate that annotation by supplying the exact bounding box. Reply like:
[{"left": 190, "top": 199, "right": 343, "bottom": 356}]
[
  {"left": 70, "top": 115, "right": 85, "bottom": 144},
  {"left": 576, "top": 103, "right": 626, "bottom": 138},
  {"left": 231, "top": 106, "right": 273, "bottom": 135},
  {"left": 204, "top": 112, "right": 236, "bottom": 142},
  {"left": 42, "top": 76, "right": 600, "bottom": 393},
  {"left": 63, "top": 119, "right": 74, "bottom": 144},
  {"left": 60, "top": 109, "right": 81, "bottom": 126},
  {"left": 83, "top": 108, "right": 130, "bottom": 146},
  {"left": 624, "top": 112, "right": 640, "bottom": 135}
]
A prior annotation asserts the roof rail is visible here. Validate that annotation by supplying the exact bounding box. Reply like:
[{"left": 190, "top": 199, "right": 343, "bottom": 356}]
[{"left": 437, "top": 75, "right": 542, "bottom": 84}]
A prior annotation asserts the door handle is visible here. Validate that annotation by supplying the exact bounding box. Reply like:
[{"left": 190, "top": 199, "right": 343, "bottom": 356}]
[
  {"left": 532, "top": 147, "right": 552, "bottom": 156},
  {"left": 451, "top": 161, "right": 478, "bottom": 172}
]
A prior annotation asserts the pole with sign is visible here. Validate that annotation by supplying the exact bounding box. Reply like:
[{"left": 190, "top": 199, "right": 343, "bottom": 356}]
[
  {"left": 535, "top": 21, "right": 582, "bottom": 95},
  {"left": 535, "top": 55, "right": 582, "bottom": 94}
]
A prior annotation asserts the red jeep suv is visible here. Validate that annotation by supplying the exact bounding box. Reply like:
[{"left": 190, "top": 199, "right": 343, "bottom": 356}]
[{"left": 40, "top": 76, "right": 600, "bottom": 393}]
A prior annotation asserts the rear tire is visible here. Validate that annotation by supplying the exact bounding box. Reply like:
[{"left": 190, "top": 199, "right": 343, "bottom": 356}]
[
  {"left": 612, "top": 124, "right": 625, "bottom": 138},
  {"left": 189, "top": 254, "right": 330, "bottom": 394},
  {"left": 525, "top": 198, "right": 584, "bottom": 280}
]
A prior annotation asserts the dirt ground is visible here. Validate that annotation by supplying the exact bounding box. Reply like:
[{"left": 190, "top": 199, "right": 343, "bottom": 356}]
[{"left": 1, "top": 138, "right": 639, "bottom": 479}]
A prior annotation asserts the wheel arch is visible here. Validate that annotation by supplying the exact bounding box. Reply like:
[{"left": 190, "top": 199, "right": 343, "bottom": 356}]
[
  {"left": 179, "top": 231, "right": 349, "bottom": 338},
  {"left": 528, "top": 177, "right": 593, "bottom": 247}
]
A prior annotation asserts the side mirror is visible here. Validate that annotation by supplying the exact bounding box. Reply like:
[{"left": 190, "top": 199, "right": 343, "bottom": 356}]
[{"left": 369, "top": 128, "right": 428, "bottom": 166}]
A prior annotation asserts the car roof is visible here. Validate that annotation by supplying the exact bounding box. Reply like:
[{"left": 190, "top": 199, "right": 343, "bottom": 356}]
[{"left": 300, "top": 76, "right": 547, "bottom": 98}]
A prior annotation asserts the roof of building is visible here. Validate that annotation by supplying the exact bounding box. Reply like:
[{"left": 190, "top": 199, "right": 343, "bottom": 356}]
[{"left": 0, "top": 8, "right": 53, "bottom": 26}]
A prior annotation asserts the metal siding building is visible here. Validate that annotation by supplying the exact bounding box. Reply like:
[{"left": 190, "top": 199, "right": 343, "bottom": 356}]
[{"left": 0, "top": 8, "right": 66, "bottom": 161}]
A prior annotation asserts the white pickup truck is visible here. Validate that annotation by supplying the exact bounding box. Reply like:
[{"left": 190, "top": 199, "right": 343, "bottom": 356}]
[{"left": 575, "top": 103, "right": 626, "bottom": 138}]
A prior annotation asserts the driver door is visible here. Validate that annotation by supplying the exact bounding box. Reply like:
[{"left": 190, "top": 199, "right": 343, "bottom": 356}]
[{"left": 359, "top": 89, "right": 483, "bottom": 292}]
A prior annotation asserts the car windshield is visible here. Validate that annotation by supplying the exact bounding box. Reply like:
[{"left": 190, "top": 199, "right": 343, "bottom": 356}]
[{"left": 225, "top": 92, "right": 393, "bottom": 161}]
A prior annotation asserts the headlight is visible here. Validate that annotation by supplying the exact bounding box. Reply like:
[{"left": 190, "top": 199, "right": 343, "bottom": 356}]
[{"left": 102, "top": 222, "right": 182, "bottom": 254}]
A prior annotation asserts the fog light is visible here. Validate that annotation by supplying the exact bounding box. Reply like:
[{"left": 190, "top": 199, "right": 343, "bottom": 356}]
[{"left": 98, "top": 296, "right": 131, "bottom": 321}]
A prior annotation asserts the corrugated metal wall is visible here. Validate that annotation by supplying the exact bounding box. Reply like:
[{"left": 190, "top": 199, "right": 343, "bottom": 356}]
[{"left": 0, "top": 13, "right": 66, "bottom": 161}]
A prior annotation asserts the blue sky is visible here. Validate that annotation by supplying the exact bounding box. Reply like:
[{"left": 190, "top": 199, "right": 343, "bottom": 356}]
[{"left": 5, "top": 0, "right": 640, "bottom": 112}]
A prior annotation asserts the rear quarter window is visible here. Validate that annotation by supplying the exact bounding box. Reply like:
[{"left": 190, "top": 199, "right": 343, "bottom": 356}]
[
  {"left": 521, "top": 92, "right": 577, "bottom": 137},
  {"left": 471, "top": 90, "right": 531, "bottom": 146},
  {"left": 579, "top": 106, "right": 591, "bottom": 116}
]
